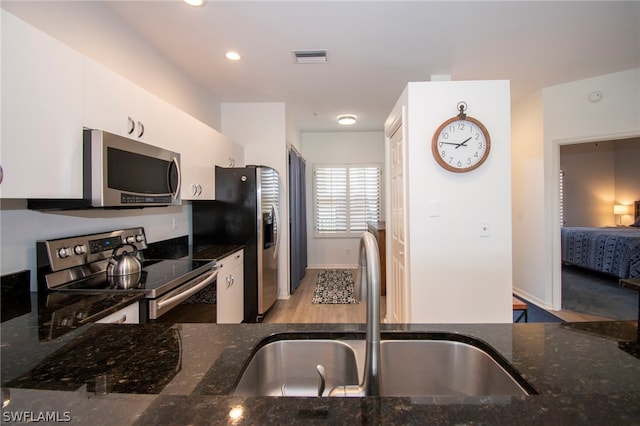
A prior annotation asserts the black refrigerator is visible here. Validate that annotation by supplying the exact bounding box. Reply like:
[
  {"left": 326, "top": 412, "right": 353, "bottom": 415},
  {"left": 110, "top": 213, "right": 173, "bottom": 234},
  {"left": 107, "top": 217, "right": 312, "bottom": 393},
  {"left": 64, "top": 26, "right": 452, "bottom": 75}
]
[{"left": 192, "top": 165, "right": 280, "bottom": 323}]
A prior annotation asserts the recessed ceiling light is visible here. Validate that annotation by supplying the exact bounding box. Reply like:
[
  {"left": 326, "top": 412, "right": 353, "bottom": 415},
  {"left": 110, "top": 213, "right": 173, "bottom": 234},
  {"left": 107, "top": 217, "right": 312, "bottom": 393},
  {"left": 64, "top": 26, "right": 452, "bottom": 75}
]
[
  {"left": 225, "top": 51, "right": 242, "bottom": 61},
  {"left": 184, "top": 0, "right": 205, "bottom": 6},
  {"left": 337, "top": 114, "right": 357, "bottom": 125}
]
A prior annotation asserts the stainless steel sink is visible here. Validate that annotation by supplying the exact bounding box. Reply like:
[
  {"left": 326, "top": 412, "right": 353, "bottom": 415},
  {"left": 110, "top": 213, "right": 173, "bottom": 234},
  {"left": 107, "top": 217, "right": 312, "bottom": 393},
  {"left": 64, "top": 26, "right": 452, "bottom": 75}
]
[
  {"left": 233, "top": 339, "right": 360, "bottom": 397},
  {"left": 379, "top": 340, "right": 529, "bottom": 396},
  {"left": 233, "top": 335, "right": 534, "bottom": 397}
]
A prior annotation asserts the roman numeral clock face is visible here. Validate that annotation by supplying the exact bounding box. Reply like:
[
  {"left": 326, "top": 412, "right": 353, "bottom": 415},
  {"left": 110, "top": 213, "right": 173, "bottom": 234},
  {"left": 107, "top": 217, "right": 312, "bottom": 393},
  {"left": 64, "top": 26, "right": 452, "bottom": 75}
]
[{"left": 431, "top": 116, "right": 491, "bottom": 173}]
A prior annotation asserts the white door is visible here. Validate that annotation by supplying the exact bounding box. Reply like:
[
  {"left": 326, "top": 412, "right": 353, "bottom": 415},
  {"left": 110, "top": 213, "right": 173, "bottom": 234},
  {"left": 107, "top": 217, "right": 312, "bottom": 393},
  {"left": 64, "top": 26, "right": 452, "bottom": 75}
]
[{"left": 389, "top": 121, "right": 408, "bottom": 323}]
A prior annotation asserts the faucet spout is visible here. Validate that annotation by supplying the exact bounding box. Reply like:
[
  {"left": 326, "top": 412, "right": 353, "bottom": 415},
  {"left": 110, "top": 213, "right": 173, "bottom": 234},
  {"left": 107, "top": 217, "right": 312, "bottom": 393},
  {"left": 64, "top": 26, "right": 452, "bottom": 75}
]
[
  {"left": 358, "top": 231, "right": 382, "bottom": 396},
  {"left": 329, "top": 231, "right": 382, "bottom": 397}
]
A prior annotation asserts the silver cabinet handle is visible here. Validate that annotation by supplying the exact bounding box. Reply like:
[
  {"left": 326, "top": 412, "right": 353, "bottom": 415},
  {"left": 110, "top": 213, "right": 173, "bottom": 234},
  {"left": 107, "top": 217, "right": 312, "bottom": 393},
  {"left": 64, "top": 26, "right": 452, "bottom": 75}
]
[
  {"left": 127, "top": 117, "right": 135, "bottom": 135},
  {"left": 0, "top": 164, "right": 3, "bottom": 184},
  {"left": 115, "top": 314, "right": 127, "bottom": 324},
  {"left": 137, "top": 121, "right": 145, "bottom": 138}
]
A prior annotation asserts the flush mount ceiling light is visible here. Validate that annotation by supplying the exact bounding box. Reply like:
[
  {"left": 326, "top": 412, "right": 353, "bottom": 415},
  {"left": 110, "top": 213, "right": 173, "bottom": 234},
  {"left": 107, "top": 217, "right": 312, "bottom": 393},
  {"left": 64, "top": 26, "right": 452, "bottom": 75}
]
[
  {"left": 337, "top": 114, "right": 357, "bottom": 125},
  {"left": 184, "top": 0, "right": 206, "bottom": 6},
  {"left": 225, "top": 51, "right": 242, "bottom": 61},
  {"left": 184, "top": 0, "right": 205, "bottom": 6}
]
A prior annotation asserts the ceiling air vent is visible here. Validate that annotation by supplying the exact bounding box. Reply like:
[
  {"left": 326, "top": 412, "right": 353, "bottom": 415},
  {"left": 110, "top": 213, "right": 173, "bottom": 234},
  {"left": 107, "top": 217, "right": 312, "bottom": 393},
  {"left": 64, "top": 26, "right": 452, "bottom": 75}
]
[{"left": 292, "top": 50, "right": 328, "bottom": 64}]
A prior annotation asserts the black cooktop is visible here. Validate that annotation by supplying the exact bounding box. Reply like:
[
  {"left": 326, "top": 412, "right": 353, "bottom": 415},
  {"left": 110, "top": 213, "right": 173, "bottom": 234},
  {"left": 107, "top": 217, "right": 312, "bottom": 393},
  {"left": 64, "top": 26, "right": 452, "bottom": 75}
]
[{"left": 55, "top": 258, "right": 215, "bottom": 298}]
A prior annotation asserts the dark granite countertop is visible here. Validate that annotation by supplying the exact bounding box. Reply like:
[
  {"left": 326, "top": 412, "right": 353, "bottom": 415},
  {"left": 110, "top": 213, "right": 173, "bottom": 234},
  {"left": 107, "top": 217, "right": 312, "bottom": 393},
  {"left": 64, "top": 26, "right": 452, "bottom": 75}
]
[
  {"left": 191, "top": 244, "right": 244, "bottom": 261},
  {"left": 1, "top": 320, "right": 639, "bottom": 424}
]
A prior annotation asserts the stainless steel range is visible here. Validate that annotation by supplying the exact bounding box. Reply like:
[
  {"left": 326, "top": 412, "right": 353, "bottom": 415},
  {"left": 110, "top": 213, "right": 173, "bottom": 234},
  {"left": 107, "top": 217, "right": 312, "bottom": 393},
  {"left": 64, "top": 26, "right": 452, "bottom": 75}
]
[{"left": 37, "top": 228, "right": 217, "bottom": 322}]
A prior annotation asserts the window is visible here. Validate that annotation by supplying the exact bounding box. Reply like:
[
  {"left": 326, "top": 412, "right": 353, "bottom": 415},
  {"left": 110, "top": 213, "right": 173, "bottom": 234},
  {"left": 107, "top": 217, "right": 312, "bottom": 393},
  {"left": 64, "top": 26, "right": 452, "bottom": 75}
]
[{"left": 313, "top": 164, "right": 382, "bottom": 238}]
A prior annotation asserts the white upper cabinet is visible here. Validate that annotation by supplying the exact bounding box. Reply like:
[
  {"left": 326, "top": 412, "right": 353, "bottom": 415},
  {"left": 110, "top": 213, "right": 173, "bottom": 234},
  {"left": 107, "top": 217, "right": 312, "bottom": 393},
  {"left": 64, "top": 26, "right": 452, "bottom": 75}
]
[
  {"left": 1, "top": 10, "right": 244, "bottom": 201},
  {"left": 83, "top": 58, "right": 170, "bottom": 149},
  {"left": 0, "top": 11, "right": 84, "bottom": 198},
  {"left": 169, "top": 108, "right": 239, "bottom": 200},
  {"left": 169, "top": 109, "right": 216, "bottom": 200}
]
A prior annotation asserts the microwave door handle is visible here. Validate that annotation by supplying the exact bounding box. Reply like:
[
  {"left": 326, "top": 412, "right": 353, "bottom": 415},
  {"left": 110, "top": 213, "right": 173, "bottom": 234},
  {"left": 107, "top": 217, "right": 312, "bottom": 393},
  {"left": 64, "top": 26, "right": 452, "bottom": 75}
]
[{"left": 170, "top": 157, "right": 181, "bottom": 199}]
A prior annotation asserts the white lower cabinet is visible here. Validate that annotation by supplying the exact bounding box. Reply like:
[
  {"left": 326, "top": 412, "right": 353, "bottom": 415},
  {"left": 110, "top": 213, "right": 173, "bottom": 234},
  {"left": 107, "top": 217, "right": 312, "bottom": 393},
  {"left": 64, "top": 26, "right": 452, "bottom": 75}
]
[
  {"left": 217, "top": 250, "right": 244, "bottom": 324},
  {"left": 96, "top": 302, "right": 140, "bottom": 324}
]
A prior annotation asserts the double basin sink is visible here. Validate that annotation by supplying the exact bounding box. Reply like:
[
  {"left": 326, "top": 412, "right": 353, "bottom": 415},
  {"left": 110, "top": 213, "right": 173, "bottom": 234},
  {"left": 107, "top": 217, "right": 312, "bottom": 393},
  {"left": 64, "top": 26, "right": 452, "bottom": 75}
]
[{"left": 233, "top": 332, "right": 537, "bottom": 397}]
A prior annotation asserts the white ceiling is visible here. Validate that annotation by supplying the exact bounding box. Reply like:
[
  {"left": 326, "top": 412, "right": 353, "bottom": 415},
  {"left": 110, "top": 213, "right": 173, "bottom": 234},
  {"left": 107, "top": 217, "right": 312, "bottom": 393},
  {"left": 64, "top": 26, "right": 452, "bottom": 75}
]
[{"left": 5, "top": 1, "right": 640, "bottom": 132}]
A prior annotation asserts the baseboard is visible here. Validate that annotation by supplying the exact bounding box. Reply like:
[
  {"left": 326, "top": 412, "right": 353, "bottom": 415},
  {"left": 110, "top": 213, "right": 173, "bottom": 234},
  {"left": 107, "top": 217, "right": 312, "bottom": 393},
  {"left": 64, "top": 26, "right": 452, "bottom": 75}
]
[
  {"left": 307, "top": 264, "right": 358, "bottom": 270},
  {"left": 513, "top": 288, "right": 553, "bottom": 310}
]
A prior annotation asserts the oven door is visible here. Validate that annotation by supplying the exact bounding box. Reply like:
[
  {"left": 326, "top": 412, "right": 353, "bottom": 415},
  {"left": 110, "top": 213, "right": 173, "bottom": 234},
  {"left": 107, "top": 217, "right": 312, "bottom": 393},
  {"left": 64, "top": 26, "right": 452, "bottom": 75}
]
[{"left": 148, "top": 269, "right": 218, "bottom": 319}]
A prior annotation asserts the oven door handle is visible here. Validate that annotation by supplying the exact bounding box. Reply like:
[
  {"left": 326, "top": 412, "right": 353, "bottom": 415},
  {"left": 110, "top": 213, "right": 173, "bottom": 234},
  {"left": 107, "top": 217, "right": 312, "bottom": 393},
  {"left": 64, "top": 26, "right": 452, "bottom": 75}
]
[{"left": 156, "top": 270, "right": 218, "bottom": 311}]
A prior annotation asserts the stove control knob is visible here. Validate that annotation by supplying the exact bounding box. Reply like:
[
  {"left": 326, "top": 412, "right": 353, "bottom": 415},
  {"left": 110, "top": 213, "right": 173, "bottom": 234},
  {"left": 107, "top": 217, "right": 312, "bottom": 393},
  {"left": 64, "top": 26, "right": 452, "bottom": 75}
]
[
  {"left": 57, "top": 247, "right": 71, "bottom": 258},
  {"left": 73, "top": 245, "right": 86, "bottom": 255},
  {"left": 135, "top": 234, "right": 144, "bottom": 242},
  {"left": 126, "top": 236, "right": 136, "bottom": 244}
]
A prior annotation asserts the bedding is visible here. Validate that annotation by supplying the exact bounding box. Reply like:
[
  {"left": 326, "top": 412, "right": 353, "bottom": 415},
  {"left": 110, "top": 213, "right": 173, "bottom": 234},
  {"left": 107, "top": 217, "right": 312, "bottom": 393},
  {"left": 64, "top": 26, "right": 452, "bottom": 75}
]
[{"left": 561, "top": 227, "right": 640, "bottom": 279}]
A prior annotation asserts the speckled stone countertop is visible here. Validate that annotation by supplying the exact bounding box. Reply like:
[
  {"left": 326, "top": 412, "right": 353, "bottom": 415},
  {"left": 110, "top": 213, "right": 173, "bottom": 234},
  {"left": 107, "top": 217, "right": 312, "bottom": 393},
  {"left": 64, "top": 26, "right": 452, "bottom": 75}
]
[{"left": 1, "top": 320, "right": 639, "bottom": 424}]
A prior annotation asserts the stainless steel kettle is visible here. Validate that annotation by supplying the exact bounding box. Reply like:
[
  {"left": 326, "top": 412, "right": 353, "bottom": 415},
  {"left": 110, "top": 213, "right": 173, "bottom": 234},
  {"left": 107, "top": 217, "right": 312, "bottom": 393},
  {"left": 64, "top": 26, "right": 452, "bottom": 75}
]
[{"left": 106, "top": 244, "right": 142, "bottom": 288}]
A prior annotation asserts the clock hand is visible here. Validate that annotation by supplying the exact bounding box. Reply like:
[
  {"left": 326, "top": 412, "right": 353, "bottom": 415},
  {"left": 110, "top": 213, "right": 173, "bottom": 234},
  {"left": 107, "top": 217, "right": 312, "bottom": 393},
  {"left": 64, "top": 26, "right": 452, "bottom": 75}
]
[
  {"left": 440, "top": 142, "right": 461, "bottom": 146},
  {"left": 455, "top": 137, "right": 472, "bottom": 149}
]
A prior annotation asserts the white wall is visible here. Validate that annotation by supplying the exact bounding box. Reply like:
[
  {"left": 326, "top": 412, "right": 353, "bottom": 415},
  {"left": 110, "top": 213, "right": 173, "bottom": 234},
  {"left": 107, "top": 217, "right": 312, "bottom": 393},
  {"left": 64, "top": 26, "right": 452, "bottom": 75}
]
[
  {"left": 301, "top": 131, "right": 385, "bottom": 269},
  {"left": 511, "top": 91, "right": 548, "bottom": 307},
  {"left": 512, "top": 68, "right": 640, "bottom": 310},
  {"left": 560, "top": 141, "right": 617, "bottom": 227},
  {"left": 560, "top": 138, "right": 640, "bottom": 227},
  {"left": 392, "top": 80, "right": 513, "bottom": 323},
  {"left": 221, "top": 103, "right": 290, "bottom": 298},
  {"left": 614, "top": 138, "right": 640, "bottom": 211}
]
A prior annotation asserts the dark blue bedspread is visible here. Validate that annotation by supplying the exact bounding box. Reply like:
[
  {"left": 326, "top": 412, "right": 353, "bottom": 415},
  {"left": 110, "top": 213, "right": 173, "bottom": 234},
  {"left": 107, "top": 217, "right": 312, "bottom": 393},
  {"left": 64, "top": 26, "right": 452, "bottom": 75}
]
[{"left": 561, "top": 227, "right": 640, "bottom": 279}]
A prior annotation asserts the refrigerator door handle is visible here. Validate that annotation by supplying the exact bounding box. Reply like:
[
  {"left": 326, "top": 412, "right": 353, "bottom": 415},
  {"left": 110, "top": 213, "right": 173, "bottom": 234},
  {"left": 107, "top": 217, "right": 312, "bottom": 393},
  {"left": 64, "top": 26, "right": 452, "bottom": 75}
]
[{"left": 272, "top": 204, "right": 281, "bottom": 259}]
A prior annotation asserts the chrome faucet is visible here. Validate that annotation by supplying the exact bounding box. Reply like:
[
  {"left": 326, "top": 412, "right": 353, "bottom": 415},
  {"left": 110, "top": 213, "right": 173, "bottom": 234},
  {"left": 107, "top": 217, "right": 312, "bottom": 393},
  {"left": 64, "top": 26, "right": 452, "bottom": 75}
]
[{"left": 329, "top": 231, "right": 382, "bottom": 397}]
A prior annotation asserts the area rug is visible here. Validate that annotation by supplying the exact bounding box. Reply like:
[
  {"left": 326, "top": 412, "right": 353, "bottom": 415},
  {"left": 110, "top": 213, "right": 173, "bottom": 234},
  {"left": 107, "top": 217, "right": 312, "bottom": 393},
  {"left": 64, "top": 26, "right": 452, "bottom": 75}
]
[
  {"left": 513, "top": 295, "right": 564, "bottom": 323},
  {"left": 312, "top": 270, "right": 359, "bottom": 304}
]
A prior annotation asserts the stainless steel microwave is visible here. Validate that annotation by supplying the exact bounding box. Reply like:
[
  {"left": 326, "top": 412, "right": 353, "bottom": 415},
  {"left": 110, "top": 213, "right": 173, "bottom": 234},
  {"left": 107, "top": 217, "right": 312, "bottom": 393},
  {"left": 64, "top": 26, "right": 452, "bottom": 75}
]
[
  {"left": 28, "top": 129, "right": 181, "bottom": 210},
  {"left": 89, "top": 129, "right": 181, "bottom": 207}
]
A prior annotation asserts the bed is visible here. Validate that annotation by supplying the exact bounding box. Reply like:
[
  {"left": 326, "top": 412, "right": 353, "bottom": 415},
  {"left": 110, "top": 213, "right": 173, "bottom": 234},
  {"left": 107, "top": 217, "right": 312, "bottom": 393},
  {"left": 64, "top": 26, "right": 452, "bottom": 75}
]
[{"left": 561, "top": 201, "right": 640, "bottom": 279}]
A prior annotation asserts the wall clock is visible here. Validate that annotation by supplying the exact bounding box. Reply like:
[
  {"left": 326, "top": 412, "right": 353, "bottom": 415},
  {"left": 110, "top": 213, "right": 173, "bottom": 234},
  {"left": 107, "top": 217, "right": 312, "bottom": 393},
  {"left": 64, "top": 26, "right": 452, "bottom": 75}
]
[{"left": 431, "top": 102, "right": 491, "bottom": 173}]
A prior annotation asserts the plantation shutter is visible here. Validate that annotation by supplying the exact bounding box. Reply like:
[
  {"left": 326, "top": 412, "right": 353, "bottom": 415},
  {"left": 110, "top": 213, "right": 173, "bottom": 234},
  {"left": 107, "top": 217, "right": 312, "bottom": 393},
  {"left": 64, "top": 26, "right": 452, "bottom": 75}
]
[
  {"left": 315, "top": 167, "right": 348, "bottom": 234},
  {"left": 348, "top": 167, "right": 382, "bottom": 232},
  {"left": 314, "top": 164, "right": 382, "bottom": 237}
]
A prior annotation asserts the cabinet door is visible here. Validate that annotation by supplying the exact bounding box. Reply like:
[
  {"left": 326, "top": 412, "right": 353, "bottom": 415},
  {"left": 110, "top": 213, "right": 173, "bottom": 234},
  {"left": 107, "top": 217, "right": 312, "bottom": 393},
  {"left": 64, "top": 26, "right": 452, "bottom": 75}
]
[
  {"left": 1, "top": 11, "right": 84, "bottom": 198},
  {"left": 217, "top": 250, "right": 244, "bottom": 324},
  {"left": 169, "top": 109, "right": 215, "bottom": 199},
  {"left": 83, "top": 58, "right": 169, "bottom": 148}
]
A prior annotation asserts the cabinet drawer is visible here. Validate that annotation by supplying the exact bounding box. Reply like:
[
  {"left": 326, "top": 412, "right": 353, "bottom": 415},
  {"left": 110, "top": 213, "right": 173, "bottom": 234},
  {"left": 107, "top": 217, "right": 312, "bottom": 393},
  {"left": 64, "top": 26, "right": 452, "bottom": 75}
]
[
  {"left": 218, "top": 250, "right": 244, "bottom": 272},
  {"left": 96, "top": 302, "right": 140, "bottom": 324}
]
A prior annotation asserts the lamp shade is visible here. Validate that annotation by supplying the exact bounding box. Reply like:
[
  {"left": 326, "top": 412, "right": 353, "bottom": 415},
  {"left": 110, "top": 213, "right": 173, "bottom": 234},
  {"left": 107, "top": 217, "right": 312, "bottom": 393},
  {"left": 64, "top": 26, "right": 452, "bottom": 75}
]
[{"left": 613, "top": 204, "right": 633, "bottom": 215}]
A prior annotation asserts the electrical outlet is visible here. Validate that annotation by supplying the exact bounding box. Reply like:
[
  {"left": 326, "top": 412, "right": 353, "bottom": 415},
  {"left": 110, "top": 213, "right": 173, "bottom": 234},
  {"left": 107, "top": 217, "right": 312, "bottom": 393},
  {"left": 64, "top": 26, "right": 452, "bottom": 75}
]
[
  {"left": 480, "top": 220, "right": 490, "bottom": 237},
  {"left": 346, "top": 248, "right": 351, "bottom": 255},
  {"left": 172, "top": 217, "right": 178, "bottom": 230}
]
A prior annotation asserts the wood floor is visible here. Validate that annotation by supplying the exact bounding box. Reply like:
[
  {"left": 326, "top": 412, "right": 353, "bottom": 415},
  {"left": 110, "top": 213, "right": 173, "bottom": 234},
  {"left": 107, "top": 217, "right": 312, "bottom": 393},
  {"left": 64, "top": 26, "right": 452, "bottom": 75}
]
[
  {"left": 263, "top": 268, "right": 605, "bottom": 324},
  {"left": 264, "top": 269, "right": 383, "bottom": 324}
]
